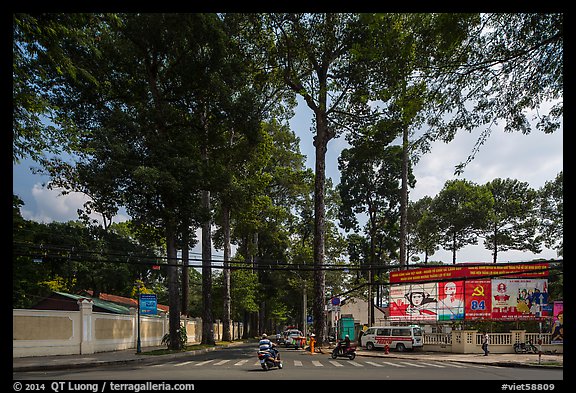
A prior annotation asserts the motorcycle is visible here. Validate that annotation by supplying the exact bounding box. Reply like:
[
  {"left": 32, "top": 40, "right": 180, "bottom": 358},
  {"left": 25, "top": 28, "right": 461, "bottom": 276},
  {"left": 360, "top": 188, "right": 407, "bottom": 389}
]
[
  {"left": 257, "top": 347, "right": 283, "bottom": 371},
  {"left": 331, "top": 343, "right": 357, "bottom": 360},
  {"left": 513, "top": 341, "right": 539, "bottom": 354}
]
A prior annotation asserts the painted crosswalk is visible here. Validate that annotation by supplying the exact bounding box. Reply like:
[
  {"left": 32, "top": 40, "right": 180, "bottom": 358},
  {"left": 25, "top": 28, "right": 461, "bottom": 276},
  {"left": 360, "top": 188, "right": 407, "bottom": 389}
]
[{"left": 159, "top": 358, "right": 495, "bottom": 369}]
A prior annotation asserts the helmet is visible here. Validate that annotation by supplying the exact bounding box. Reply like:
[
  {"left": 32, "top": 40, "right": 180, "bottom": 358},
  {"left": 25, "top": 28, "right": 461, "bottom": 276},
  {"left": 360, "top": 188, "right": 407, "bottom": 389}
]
[
  {"left": 261, "top": 333, "right": 267, "bottom": 338},
  {"left": 345, "top": 335, "right": 349, "bottom": 338}
]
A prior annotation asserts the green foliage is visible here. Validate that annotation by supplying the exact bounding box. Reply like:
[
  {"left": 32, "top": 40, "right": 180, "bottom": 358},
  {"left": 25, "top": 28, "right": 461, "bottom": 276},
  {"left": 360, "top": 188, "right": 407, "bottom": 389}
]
[
  {"left": 482, "top": 178, "right": 541, "bottom": 262},
  {"left": 538, "top": 172, "right": 563, "bottom": 256},
  {"left": 407, "top": 196, "right": 441, "bottom": 264},
  {"left": 161, "top": 323, "right": 188, "bottom": 349},
  {"left": 12, "top": 200, "right": 164, "bottom": 308},
  {"left": 432, "top": 179, "right": 493, "bottom": 264},
  {"left": 13, "top": 13, "right": 562, "bottom": 328}
]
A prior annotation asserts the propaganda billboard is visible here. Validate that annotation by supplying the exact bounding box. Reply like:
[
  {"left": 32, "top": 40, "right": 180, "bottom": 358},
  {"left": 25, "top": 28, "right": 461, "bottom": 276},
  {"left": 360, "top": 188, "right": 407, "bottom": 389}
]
[{"left": 387, "top": 263, "right": 550, "bottom": 322}]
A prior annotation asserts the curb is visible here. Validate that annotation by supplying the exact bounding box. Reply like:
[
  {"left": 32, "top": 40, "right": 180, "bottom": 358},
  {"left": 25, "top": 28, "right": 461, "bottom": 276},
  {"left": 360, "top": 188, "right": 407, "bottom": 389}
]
[{"left": 13, "top": 341, "right": 251, "bottom": 372}]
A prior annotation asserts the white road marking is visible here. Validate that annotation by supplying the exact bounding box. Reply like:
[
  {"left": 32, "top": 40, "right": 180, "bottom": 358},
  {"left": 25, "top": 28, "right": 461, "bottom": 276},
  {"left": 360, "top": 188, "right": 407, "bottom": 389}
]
[
  {"left": 194, "top": 359, "right": 215, "bottom": 366},
  {"left": 174, "top": 361, "right": 194, "bottom": 367},
  {"left": 397, "top": 361, "right": 426, "bottom": 367},
  {"left": 445, "top": 362, "right": 467, "bottom": 368},
  {"left": 380, "top": 361, "right": 406, "bottom": 367},
  {"left": 419, "top": 362, "right": 447, "bottom": 368}
]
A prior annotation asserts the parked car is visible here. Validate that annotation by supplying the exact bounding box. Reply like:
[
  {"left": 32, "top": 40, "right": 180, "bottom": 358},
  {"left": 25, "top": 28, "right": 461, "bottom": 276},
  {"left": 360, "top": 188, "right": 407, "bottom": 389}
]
[{"left": 282, "top": 329, "right": 304, "bottom": 348}]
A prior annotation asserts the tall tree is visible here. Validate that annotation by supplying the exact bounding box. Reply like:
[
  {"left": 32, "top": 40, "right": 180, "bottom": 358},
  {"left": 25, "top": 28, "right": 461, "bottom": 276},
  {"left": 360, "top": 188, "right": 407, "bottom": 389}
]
[
  {"left": 538, "top": 171, "right": 563, "bottom": 257},
  {"left": 338, "top": 126, "right": 413, "bottom": 324},
  {"left": 407, "top": 196, "right": 441, "bottom": 264},
  {"left": 264, "top": 12, "right": 372, "bottom": 343},
  {"left": 34, "top": 13, "right": 230, "bottom": 349},
  {"left": 482, "top": 178, "right": 541, "bottom": 263},
  {"left": 212, "top": 13, "right": 296, "bottom": 340},
  {"left": 432, "top": 179, "right": 493, "bottom": 264},
  {"left": 360, "top": 13, "right": 483, "bottom": 267}
]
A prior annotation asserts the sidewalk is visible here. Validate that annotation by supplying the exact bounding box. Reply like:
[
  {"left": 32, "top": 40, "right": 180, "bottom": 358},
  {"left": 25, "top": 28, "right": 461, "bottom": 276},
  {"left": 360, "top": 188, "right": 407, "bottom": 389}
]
[
  {"left": 354, "top": 348, "right": 563, "bottom": 369},
  {"left": 13, "top": 342, "right": 563, "bottom": 372}
]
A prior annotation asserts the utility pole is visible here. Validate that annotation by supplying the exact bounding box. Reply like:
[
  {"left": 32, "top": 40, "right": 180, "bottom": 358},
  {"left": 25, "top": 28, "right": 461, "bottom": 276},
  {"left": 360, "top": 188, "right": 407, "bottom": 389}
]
[{"left": 302, "top": 286, "right": 307, "bottom": 337}]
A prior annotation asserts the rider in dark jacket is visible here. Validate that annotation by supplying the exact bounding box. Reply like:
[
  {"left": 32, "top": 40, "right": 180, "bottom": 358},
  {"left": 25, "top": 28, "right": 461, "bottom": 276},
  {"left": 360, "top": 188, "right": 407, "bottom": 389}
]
[{"left": 337, "top": 335, "right": 351, "bottom": 354}]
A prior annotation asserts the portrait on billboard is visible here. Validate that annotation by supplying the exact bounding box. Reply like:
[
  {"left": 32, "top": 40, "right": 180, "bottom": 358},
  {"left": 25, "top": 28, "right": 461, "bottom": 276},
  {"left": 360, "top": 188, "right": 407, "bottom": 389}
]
[
  {"left": 389, "top": 283, "right": 437, "bottom": 321},
  {"left": 550, "top": 301, "right": 563, "bottom": 344},
  {"left": 437, "top": 281, "right": 464, "bottom": 320}
]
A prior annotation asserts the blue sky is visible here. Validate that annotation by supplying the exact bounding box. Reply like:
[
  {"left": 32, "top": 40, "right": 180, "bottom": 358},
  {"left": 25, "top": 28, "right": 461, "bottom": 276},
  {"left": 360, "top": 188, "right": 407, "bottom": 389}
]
[{"left": 13, "top": 98, "right": 563, "bottom": 264}]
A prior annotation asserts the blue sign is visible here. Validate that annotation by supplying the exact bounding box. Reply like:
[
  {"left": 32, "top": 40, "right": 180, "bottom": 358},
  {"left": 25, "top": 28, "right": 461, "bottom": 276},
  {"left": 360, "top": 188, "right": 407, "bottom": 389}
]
[
  {"left": 139, "top": 294, "right": 157, "bottom": 315},
  {"left": 307, "top": 315, "right": 313, "bottom": 323},
  {"left": 331, "top": 297, "right": 340, "bottom": 306}
]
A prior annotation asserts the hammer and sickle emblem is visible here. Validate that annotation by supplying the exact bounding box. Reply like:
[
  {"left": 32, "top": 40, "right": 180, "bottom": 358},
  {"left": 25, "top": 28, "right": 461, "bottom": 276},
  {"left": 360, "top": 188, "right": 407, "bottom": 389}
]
[{"left": 472, "top": 285, "right": 485, "bottom": 296}]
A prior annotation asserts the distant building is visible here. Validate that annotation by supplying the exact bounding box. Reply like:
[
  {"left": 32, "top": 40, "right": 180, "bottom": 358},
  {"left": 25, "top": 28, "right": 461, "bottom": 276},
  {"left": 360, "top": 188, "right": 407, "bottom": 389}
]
[{"left": 326, "top": 296, "right": 388, "bottom": 339}]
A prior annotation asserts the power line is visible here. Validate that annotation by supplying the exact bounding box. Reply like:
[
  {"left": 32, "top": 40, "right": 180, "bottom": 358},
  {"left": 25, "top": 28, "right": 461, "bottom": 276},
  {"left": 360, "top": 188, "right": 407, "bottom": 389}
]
[{"left": 13, "top": 242, "right": 564, "bottom": 273}]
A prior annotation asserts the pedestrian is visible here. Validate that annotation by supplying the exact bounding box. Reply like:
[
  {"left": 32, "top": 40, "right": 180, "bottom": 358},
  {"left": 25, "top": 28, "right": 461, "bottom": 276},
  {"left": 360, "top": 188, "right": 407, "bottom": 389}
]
[
  {"left": 482, "top": 332, "right": 490, "bottom": 356},
  {"left": 309, "top": 333, "right": 316, "bottom": 353}
]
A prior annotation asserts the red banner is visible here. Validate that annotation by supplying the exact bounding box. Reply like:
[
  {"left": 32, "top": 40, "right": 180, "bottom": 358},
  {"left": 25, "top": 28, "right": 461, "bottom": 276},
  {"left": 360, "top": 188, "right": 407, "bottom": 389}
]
[{"left": 389, "top": 263, "right": 548, "bottom": 284}]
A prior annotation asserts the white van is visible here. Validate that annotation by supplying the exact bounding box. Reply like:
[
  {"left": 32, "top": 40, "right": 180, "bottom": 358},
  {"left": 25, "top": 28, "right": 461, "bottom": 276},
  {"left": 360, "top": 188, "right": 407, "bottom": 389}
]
[{"left": 360, "top": 325, "right": 423, "bottom": 352}]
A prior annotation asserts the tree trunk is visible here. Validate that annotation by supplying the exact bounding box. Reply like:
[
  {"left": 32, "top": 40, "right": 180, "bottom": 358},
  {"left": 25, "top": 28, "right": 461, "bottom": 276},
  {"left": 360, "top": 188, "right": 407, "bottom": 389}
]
[
  {"left": 312, "top": 110, "right": 333, "bottom": 345},
  {"left": 492, "top": 225, "right": 498, "bottom": 263},
  {"left": 166, "top": 217, "right": 182, "bottom": 350},
  {"left": 452, "top": 231, "right": 457, "bottom": 264},
  {"left": 368, "top": 209, "right": 376, "bottom": 326},
  {"left": 201, "top": 187, "right": 215, "bottom": 345},
  {"left": 222, "top": 205, "right": 232, "bottom": 341},
  {"left": 181, "top": 221, "right": 189, "bottom": 317},
  {"left": 400, "top": 125, "right": 409, "bottom": 268}
]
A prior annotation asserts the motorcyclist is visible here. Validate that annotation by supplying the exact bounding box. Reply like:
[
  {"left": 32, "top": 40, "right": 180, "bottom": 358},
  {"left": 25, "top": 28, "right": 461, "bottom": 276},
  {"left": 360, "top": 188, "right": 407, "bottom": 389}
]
[
  {"left": 336, "top": 334, "right": 351, "bottom": 355},
  {"left": 258, "top": 333, "right": 279, "bottom": 360},
  {"left": 343, "top": 334, "right": 351, "bottom": 353}
]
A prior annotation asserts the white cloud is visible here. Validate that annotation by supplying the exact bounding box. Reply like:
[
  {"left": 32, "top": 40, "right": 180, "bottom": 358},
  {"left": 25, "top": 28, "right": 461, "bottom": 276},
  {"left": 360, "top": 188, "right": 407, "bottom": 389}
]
[
  {"left": 290, "top": 99, "right": 562, "bottom": 263},
  {"left": 23, "top": 183, "right": 125, "bottom": 225},
  {"left": 411, "top": 125, "right": 562, "bottom": 201},
  {"left": 23, "top": 184, "right": 86, "bottom": 223}
]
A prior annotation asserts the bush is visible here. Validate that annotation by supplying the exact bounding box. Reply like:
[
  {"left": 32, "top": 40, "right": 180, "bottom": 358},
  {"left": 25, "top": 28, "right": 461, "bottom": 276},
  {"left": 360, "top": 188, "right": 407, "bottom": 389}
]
[{"left": 161, "top": 323, "right": 188, "bottom": 349}]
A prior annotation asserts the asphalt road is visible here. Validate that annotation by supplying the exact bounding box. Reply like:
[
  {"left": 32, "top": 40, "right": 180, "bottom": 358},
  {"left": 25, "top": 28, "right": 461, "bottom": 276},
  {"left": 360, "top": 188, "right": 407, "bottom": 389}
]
[{"left": 13, "top": 345, "right": 563, "bottom": 384}]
